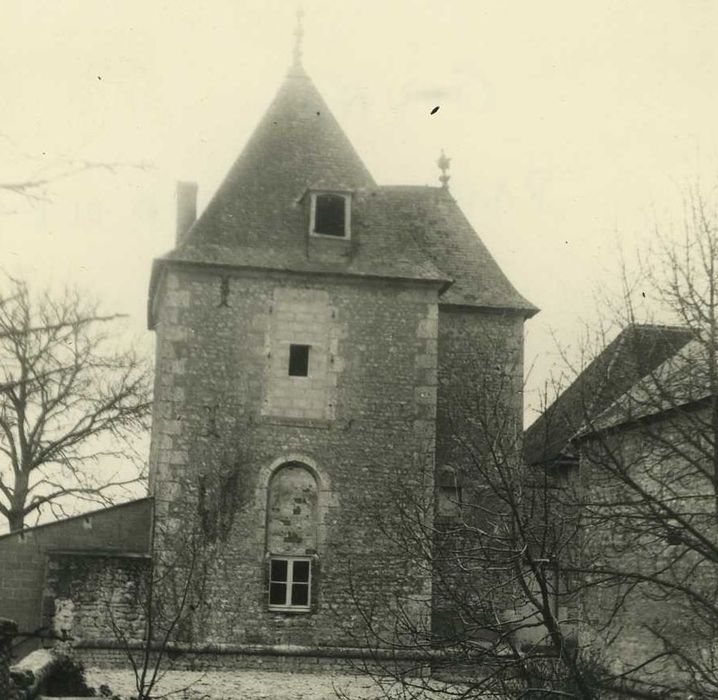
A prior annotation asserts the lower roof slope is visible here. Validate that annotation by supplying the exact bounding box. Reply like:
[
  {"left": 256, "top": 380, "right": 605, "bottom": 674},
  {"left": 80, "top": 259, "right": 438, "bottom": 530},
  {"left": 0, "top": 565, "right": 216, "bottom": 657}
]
[
  {"left": 159, "top": 185, "right": 536, "bottom": 313},
  {"left": 523, "top": 324, "right": 694, "bottom": 466},
  {"left": 580, "top": 338, "right": 712, "bottom": 435}
]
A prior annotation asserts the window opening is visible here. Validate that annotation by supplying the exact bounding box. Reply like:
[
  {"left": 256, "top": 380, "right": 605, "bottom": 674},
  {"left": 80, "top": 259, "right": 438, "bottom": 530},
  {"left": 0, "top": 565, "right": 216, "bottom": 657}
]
[
  {"left": 288, "top": 344, "right": 310, "bottom": 377},
  {"left": 437, "top": 485, "right": 462, "bottom": 518},
  {"left": 437, "top": 466, "right": 463, "bottom": 518},
  {"left": 269, "top": 557, "right": 311, "bottom": 610},
  {"left": 313, "top": 193, "right": 347, "bottom": 237}
]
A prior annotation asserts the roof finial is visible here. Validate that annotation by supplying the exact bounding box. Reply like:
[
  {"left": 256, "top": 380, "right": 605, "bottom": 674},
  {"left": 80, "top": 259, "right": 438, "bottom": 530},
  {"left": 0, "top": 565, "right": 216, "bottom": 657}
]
[
  {"left": 292, "top": 8, "right": 305, "bottom": 68},
  {"left": 437, "top": 150, "right": 451, "bottom": 189}
]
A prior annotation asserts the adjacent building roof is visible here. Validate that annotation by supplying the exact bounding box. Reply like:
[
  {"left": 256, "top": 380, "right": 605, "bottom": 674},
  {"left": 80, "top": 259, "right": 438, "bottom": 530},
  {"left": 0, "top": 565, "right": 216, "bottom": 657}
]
[
  {"left": 149, "top": 61, "right": 536, "bottom": 327},
  {"left": 523, "top": 324, "right": 694, "bottom": 466},
  {"left": 579, "top": 338, "right": 711, "bottom": 435}
]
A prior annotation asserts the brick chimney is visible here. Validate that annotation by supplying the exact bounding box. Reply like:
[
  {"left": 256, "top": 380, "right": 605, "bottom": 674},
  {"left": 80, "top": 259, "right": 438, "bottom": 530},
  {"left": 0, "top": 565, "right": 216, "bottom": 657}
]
[{"left": 176, "top": 181, "right": 198, "bottom": 245}]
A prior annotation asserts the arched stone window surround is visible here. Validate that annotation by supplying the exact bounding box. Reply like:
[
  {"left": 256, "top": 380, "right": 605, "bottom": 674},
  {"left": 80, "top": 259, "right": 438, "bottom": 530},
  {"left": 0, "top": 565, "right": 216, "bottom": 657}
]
[
  {"left": 255, "top": 454, "right": 333, "bottom": 556},
  {"left": 265, "top": 462, "right": 319, "bottom": 555},
  {"left": 256, "top": 455, "right": 335, "bottom": 612}
]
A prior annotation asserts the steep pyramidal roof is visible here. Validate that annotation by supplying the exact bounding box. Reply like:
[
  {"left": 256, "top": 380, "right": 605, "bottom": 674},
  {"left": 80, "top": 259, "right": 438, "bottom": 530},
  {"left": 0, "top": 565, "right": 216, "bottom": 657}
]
[
  {"left": 181, "top": 63, "right": 376, "bottom": 252},
  {"left": 151, "top": 60, "right": 537, "bottom": 325}
]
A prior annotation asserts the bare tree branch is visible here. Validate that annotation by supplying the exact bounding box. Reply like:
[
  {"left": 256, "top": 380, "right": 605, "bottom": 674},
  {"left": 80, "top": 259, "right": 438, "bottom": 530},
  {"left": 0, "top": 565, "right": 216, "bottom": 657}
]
[{"left": 0, "top": 277, "right": 152, "bottom": 531}]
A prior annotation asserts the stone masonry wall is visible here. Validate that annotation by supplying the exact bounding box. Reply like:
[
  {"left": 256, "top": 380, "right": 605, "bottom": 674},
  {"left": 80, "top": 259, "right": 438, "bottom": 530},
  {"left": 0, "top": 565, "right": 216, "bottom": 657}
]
[
  {"left": 433, "top": 308, "right": 526, "bottom": 638},
  {"left": 148, "top": 265, "right": 439, "bottom": 649},
  {"left": 43, "top": 554, "right": 149, "bottom": 645},
  {"left": 435, "top": 307, "right": 524, "bottom": 472},
  {"left": 0, "top": 499, "right": 152, "bottom": 657},
  {"left": 579, "top": 409, "right": 717, "bottom": 687}
]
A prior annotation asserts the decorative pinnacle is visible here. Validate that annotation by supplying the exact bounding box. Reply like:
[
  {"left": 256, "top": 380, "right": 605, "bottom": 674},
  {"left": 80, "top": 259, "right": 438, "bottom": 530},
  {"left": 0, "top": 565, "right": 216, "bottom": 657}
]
[
  {"left": 292, "top": 8, "right": 305, "bottom": 68},
  {"left": 437, "top": 150, "right": 451, "bottom": 189}
]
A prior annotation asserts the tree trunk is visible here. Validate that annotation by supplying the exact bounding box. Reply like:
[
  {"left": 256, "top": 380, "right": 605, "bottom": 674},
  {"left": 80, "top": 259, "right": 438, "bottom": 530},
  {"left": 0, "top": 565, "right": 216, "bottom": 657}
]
[{"left": 8, "top": 508, "right": 24, "bottom": 532}]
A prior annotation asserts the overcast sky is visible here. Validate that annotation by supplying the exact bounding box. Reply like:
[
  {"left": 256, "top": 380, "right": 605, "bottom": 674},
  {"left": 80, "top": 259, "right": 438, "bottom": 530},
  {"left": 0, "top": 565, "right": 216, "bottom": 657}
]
[{"left": 2, "top": 0, "right": 718, "bottom": 427}]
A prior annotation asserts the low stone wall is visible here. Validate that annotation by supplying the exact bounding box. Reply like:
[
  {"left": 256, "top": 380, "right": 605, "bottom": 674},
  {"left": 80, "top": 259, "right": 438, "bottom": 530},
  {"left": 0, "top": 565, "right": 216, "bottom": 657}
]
[{"left": 74, "top": 640, "right": 432, "bottom": 676}]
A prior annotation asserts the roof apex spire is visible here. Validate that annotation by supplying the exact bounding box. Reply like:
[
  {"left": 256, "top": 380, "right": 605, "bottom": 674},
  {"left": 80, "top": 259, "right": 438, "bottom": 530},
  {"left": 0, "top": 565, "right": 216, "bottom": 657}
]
[
  {"left": 292, "top": 8, "right": 305, "bottom": 70},
  {"left": 437, "top": 150, "right": 451, "bottom": 189}
]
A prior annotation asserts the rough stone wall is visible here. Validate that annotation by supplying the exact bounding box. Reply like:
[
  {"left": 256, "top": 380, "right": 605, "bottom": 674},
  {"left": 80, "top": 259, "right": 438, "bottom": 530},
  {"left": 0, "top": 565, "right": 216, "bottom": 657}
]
[
  {"left": 0, "top": 499, "right": 152, "bottom": 655},
  {"left": 266, "top": 464, "right": 318, "bottom": 555},
  {"left": 43, "top": 554, "right": 149, "bottom": 644},
  {"left": 432, "top": 308, "right": 526, "bottom": 639},
  {"left": 578, "top": 409, "right": 717, "bottom": 686},
  {"left": 148, "top": 265, "right": 439, "bottom": 648},
  {"left": 435, "top": 308, "right": 524, "bottom": 471},
  {"left": 76, "top": 644, "right": 420, "bottom": 675}
]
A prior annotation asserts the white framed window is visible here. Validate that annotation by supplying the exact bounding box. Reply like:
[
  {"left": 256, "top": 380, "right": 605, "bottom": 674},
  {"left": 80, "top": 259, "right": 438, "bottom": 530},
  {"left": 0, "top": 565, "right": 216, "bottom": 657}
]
[
  {"left": 268, "top": 556, "right": 312, "bottom": 611},
  {"left": 309, "top": 192, "right": 351, "bottom": 239}
]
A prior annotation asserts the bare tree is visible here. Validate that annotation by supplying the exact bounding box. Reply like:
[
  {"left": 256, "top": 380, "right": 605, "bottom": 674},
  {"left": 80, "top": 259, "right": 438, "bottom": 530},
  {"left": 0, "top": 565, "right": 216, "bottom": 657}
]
[
  {"left": 0, "top": 135, "right": 149, "bottom": 207},
  {"left": 105, "top": 522, "right": 207, "bottom": 700},
  {"left": 563, "top": 186, "right": 718, "bottom": 697},
  {"left": 0, "top": 277, "right": 152, "bottom": 531},
  {"left": 343, "top": 324, "right": 619, "bottom": 699},
  {"left": 104, "top": 450, "right": 246, "bottom": 700},
  {"left": 345, "top": 282, "right": 714, "bottom": 699}
]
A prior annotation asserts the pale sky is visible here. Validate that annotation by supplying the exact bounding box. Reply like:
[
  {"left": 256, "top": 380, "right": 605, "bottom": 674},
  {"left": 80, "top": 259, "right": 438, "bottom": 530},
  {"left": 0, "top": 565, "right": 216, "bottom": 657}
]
[{"left": 2, "top": 0, "right": 718, "bottom": 429}]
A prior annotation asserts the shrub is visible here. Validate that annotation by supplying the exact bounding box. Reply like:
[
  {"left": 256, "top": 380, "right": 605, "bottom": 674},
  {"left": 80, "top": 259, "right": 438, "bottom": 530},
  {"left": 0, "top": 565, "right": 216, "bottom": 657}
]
[{"left": 44, "top": 655, "right": 97, "bottom": 696}]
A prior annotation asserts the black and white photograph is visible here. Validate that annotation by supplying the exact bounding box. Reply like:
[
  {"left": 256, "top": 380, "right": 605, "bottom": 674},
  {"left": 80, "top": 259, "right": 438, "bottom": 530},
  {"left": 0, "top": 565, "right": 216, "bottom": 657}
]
[{"left": 1, "top": 1, "right": 717, "bottom": 697}]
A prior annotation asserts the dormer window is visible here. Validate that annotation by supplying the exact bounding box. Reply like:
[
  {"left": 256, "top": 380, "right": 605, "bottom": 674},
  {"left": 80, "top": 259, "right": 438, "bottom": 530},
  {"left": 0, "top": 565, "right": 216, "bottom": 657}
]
[{"left": 309, "top": 192, "right": 351, "bottom": 239}]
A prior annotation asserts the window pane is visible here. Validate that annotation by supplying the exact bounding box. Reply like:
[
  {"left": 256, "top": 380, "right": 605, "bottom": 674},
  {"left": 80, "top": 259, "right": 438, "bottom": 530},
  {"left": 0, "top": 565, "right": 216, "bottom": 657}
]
[
  {"left": 271, "top": 559, "right": 288, "bottom": 582},
  {"left": 269, "top": 582, "right": 287, "bottom": 605},
  {"left": 314, "top": 194, "right": 346, "bottom": 236},
  {"left": 293, "top": 560, "right": 310, "bottom": 582},
  {"left": 288, "top": 344, "right": 310, "bottom": 377},
  {"left": 291, "top": 583, "right": 309, "bottom": 606}
]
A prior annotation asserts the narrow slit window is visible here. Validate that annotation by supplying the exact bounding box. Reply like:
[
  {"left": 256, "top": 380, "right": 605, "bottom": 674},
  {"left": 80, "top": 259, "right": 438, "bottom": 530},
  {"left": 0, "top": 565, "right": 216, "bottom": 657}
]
[
  {"left": 288, "top": 344, "right": 310, "bottom": 377},
  {"left": 313, "top": 193, "right": 347, "bottom": 237}
]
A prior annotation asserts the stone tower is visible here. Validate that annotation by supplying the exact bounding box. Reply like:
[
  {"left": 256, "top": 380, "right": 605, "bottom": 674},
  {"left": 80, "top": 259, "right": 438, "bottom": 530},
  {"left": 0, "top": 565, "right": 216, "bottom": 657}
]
[{"left": 147, "top": 50, "right": 536, "bottom": 652}]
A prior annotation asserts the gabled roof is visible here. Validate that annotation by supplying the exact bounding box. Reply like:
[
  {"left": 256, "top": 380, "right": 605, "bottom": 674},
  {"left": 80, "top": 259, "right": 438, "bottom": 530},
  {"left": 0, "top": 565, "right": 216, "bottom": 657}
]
[
  {"left": 149, "top": 62, "right": 536, "bottom": 327},
  {"left": 523, "top": 324, "right": 694, "bottom": 466},
  {"left": 579, "top": 338, "right": 711, "bottom": 435}
]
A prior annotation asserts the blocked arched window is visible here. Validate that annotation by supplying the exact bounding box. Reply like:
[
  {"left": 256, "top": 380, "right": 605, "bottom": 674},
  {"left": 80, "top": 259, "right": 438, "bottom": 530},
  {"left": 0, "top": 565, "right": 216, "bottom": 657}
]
[{"left": 265, "top": 463, "right": 318, "bottom": 611}]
